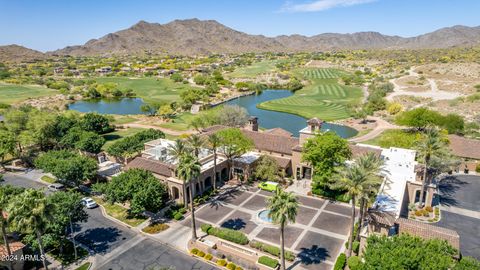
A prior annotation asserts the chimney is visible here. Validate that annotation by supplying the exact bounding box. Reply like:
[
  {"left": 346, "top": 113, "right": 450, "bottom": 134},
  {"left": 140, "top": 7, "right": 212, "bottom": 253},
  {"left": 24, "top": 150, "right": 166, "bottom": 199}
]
[{"left": 247, "top": 116, "right": 258, "bottom": 132}]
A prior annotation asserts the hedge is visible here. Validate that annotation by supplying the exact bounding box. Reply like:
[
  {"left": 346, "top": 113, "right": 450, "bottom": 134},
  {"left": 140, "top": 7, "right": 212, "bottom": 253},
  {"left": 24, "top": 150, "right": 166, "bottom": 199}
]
[
  {"left": 334, "top": 253, "right": 346, "bottom": 270},
  {"left": 226, "top": 262, "right": 237, "bottom": 270},
  {"left": 202, "top": 224, "right": 249, "bottom": 245},
  {"left": 173, "top": 212, "right": 184, "bottom": 220},
  {"left": 352, "top": 241, "right": 360, "bottom": 254},
  {"left": 258, "top": 256, "right": 279, "bottom": 269},
  {"left": 217, "top": 259, "right": 227, "bottom": 267},
  {"left": 204, "top": 253, "right": 213, "bottom": 261},
  {"left": 347, "top": 255, "right": 362, "bottom": 270},
  {"left": 249, "top": 240, "right": 295, "bottom": 261}
]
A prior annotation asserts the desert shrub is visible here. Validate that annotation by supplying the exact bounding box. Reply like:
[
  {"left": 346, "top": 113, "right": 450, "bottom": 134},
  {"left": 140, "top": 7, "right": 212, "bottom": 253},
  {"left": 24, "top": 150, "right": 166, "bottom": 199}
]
[
  {"left": 204, "top": 253, "right": 213, "bottom": 261},
  {"left": 226, "top": 262, "right": 237, "bottom": 270},
  {"left": 142, "top": 223, "right": 169, "bottom": 234},
  {"left": 205, "top": 226, "right": 249, "bottom": 245},
  {"left": 415, "top": 210, "right": 423, "bottom": 216},
  {"left": 348, "top": 255, "right": 362, "bottom": 270},
  {"left": 249, "top": 240, "right": 295, "bottom": 261},
  {"left": 334, "top": 253, "right": 346, "bottom": 270},
  {"left": 217, "top": 259, "right": 227, "bottom": 267},
  {"left": 258, "top": 256, "right": 279, "bottom": 268},
  {"left": 425, "top": 206, "right": 433, "bottom": 212},
  {"left": 173, "top": 212, "right": 183, "bottom": 220},
  {"left": 197, "top": 250, "right": 205, "bottom": 257},
  {"left": 190, "top": 248, "right": 199, "bottom": 255}
]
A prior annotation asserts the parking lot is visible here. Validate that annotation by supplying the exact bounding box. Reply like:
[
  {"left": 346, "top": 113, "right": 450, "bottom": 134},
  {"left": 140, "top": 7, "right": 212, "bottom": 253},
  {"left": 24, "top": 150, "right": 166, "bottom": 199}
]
[
  {"left": 438, "top": 175, "right": 480, "bottom": 260},
  {"left": 181, "top": 187, "right": 353, "bottom": 270}
]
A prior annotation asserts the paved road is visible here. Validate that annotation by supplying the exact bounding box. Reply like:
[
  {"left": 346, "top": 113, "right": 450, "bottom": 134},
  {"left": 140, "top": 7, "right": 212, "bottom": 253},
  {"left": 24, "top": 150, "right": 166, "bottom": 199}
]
[
  {"left": 438, "top": 174, "right": 480, "bottom": 260},
  {"left": 3, "top": 173, "right": 217, "bottom": 269}
]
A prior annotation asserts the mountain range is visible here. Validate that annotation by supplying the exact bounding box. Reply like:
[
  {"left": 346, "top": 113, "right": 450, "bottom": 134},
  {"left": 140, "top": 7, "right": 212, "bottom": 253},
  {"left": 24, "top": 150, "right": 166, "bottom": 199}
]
[{"left": 2, "top": 19, "right": 480, "bottom": 60}]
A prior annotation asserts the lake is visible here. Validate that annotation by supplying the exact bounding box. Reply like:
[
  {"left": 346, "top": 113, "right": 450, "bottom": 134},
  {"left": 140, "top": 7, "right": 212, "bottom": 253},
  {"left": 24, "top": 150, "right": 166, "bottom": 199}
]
[{"left": 68, "top": 90, "right": 358, "bottom": 138}]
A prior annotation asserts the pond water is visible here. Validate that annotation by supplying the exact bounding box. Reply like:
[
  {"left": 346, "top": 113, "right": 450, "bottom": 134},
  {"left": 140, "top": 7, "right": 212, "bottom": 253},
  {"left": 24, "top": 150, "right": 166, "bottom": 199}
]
[
  {"left": 68, "top": 90, "right": 358, "bottom": 138},
  {"left": 68, "top": 98, "right": 146, "bottom": 115},
  {"left": 225, "top": 90, "right": 357, "bottom": 138}
]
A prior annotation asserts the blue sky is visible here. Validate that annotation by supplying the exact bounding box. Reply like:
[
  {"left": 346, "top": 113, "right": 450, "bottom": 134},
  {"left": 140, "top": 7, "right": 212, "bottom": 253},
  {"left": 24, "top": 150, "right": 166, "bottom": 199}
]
[{"left": 1, "top": 0, "right": 479, "bottom": 52}]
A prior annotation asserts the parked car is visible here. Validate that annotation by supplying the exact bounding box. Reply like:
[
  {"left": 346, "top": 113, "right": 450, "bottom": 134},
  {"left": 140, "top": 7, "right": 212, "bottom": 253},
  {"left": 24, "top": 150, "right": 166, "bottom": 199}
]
[
  {"left": 81, "top": 197, "right": 98, "bottom": 209},
  {"left": 258, "top": 181, "right": 279, "bottom": 192},
  {"left": 48, "top": 183, "right": 65, "bottom": 192}
]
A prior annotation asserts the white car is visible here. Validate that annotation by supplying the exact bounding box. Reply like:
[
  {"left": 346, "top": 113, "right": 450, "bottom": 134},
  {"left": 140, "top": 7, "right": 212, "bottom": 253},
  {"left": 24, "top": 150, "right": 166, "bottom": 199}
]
[
  {"left": 48, "top": 183, "right": 65, "bottom": 192},
  {"left": 81, "top": 197, "right": 98, "bottom": 209}
]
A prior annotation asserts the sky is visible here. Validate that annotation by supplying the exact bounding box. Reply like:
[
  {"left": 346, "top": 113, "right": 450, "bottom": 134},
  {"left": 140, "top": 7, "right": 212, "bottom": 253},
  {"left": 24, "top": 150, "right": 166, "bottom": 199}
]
[{"left": 1, "top": 0, "right": 479, "bottom": 52}]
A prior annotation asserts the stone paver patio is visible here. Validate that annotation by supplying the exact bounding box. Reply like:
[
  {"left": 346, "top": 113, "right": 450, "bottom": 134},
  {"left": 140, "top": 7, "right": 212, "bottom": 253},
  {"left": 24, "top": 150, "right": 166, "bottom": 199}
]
[{"left": 179, "top": 186, "right": 354, "bottom": 270}]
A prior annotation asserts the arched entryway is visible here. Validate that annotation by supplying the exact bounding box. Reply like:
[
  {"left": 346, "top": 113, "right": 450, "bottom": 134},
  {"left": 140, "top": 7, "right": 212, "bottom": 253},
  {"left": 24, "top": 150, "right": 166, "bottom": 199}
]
[
  {"left": 204, "top": 176, "right": 212, "bottom": 190},
  {"left": 195, "top": 182, "right": 201, "bottom": 196},
  {"left": 221, "top": 168, "right": 228, "bottom": 181},
  {"left": 171, "top": 186, "right": 180, "bottom": 200}
]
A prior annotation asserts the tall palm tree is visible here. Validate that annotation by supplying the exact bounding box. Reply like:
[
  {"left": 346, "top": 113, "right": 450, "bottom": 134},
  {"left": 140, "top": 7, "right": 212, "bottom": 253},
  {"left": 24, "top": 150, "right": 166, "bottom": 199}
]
[
  {"left": 7, "top": 189, "right": 53, "bottom": 270},
  {"left": 0, "top": 185, "right": 23, "bottom": 270},
  {"left": 176, "top": 153, "right": 202, "bottom": 241},
  {"left": 266, "top": 188, "right": 298, "bottom": 270},
  {"left": 415, "top": 127, "right": 446, "bottom": 207},
  {"left": 332, "top": 163, "right": 376, "bottom": 257},
  {"left": 207, "top": 133, "right": 221, "bottom": 191},
  {"left": 187, "top": 134, "right": 205, "bottom": 158},
  {"left": 168, "top": 139, "right": 189, "bottom": 205},
  {"left": 354, "top": 152, "right": 385, "bottom": 241}
]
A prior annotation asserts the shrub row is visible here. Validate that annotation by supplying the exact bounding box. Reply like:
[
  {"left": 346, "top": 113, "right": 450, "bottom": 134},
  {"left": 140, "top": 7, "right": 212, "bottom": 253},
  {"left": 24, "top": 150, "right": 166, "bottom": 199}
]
[
  {"left": 165, "top": 204, "right": 187, "bottom": 220},
  {"left": 249, "top": 240, "right": 295, "bottom": 261},
  {"left": 258, "top": 256, "right": 279, "bottom": 269},
  {"left": 347, "top": 255, "right": 362, "bottom": 270},
  {"left": 201, "top": 224, "right": 249, "bottom": 245},
  {"left": 334, "top": 253, "right": 346, "bottom": 270}
]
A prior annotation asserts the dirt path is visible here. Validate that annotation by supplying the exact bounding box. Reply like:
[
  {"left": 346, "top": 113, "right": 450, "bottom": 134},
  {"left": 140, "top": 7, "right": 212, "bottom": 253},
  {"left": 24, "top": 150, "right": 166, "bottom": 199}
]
[
  {"left": 349, "top": 117, "right": 400, "bottom": 143},
  {"left": 387, "top": 67, "right": 464, "bottom": 102},
  {"left": 123, "top": 123, "right": 195, "bottom": 136}
]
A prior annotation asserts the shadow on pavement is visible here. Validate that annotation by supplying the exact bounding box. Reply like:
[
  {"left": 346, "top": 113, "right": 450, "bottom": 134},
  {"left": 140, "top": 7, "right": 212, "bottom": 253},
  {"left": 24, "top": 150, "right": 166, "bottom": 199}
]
[
  {"left": 221, "top": 218, "right": 246, "bottom": 230},
  {"left": 76, "top": 227, "right": 123, "bottom": 254}
]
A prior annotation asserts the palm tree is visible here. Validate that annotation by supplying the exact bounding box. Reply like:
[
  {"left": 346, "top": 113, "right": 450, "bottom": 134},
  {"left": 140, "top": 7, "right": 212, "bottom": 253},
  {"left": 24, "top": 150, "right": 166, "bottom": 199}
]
[
  {"left": 354, "top": 152, "right": 385, "bottom": 241},
  {"left": 168, "top": 139, "right": 189, "bottom": 205},
  {"left": 176, "top": 153, "right": 202, "bottom": 241},
  {"left": 7, "top": 189, "right": 53, "bottom": 270},
  {"left": 332, "top": 163, "right": 377, "bottom": 257},
  {"left": 0, "top": 185, "right": 23, "bottom": 270},
  {"left": 415, "top": 127, "right": 446, "bottom": 207},
  {"left": 207, "top": 133, "right": 221, "bottom": 191},
  {"left": 266, "top": 188, "right": 298, "bottom": 270},
  {"left": 187, "top": 134, "right": 205, "bottom": 158}
]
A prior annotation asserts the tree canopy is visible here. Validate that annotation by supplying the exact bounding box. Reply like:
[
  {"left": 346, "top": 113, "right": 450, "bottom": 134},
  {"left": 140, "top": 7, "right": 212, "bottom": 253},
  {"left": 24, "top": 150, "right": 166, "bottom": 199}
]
[
  {"left": 106, "top": 128, "right": 165, "bottom": 161},
  {"left": 254, "top": 155, "right": 280, "bottom": 182}
]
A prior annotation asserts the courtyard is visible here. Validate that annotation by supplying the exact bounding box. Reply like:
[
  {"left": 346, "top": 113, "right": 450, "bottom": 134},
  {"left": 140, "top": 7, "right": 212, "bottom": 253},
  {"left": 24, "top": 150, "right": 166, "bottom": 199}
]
[{"left": 180, "top": 186, "right": 353, "bottom": 270}]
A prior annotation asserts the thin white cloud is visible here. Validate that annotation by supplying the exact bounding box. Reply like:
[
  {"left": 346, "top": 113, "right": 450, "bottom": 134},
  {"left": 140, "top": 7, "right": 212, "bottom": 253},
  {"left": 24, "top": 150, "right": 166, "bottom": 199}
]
[{"left": 280, "top": 0, "right": 377, "bottom": 13}]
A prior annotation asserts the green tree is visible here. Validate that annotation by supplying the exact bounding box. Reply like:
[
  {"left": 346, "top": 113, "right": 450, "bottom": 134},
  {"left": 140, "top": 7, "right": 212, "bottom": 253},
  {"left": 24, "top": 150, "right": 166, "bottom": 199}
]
[
  {"left": 61, "top": 127, "right": 105, "bottom": 154},
  {"left": 176, "top": 153, "right": 201, "bottom": 240},
  {"left": 141, "top": 103, "right": 162, "bottom": 116},
  {"left": 362, "top": 234, "right": 458, "bottom": 269},
  {"left": 0, "top": 130, "right": 16, "bottom": 168},
  {"left": 207, "top": 133, "right": 221, "bottom": 191},
  {"left": 35, "top": 150, "right": 97, "bottom": 186},
  {"left": 0, "top": 185, "right": 24, "bottom": 269},
  {"left": 254, "top": 155, "right": 280, "bottom": 182},
  {"left": 395, "top": 107, "right": 442, "bottom": 130},
  {"left": 302, "top": 132, "right": 351, "bottom": 197},
  {"left": 217, "top": 128, "right": 254, "bottom": 180},
  {"left": 80, "top": 113, "right": 112, "bottom": 134},
  {"left": 7, "top": 189, "right": 53, "bottom": 270},
  {"left": 186, "top": 134, "right": 205, "bottom": 158},
  {"left": 331, "top": 160, "right": 381, "bottom": 257},
  {"left": 170, "top": 73, "right": 183, "bottom": 82},
  {"left": 106, "top": 129, "right": 165, "bottom": 163},
  {"left": 440, "top": 113, "right": 465, "bottom": 134},
  {"left": 415, "top": 127, "right": 450, "bottom": 206},
  {"left": 266, "top": 188, "right": 298, "bottom": 270},
  {"left": 218, "top": 105, "right": 249, "bottom": 127},
  {"left": 157, "top": 104, "right": 175, "bottom": 120}
]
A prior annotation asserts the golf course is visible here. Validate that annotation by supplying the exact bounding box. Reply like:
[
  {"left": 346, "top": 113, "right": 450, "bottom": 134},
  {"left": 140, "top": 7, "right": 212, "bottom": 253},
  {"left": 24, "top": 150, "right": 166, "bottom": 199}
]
[
  {"left": 0, "top": 83, "right": 59, "bottom": 104},
  {"left": 257, "top": 68, "right": 362, "bottom": 120}
]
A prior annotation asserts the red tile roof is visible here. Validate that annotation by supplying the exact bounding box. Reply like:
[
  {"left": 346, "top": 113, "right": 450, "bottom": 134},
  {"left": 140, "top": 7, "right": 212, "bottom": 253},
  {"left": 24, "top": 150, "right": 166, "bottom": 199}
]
[
  {"left": 271, "top": 156, "right": 292, "bottom": 169},
  {"left": 448, "top": 135, "right": 480, "bottom": 159},
  {"left": 241, "top": 129, "right": 299, "bottom": 155},
  {"left": 264, "top": 128, "right": 293, "bottom": 138},
  {"left": 350, "top": 144, "right": 383, "bottom": 159},
  {"left": 125, "top": 157, "right": 174, "bottom": 177},
  {"left": 0, "top": 242, "right": 24, "bottom": 257},
  {"left": 396, "top": 218, "right": 460, "bottom": 251}
]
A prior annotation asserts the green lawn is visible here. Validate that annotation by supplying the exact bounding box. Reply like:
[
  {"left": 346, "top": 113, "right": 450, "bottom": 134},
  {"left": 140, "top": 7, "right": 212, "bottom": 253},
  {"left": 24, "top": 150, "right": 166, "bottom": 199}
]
[
  {"left": 362, "top": 129, "right": 423, "bottom": 149},
  {"left": 258, "top": 68, "right": 362, "bottom": 120},
  {"left": 41, "top": 175, "right": 56, "bottom": 184},
  {"left": 111, "top": 115, "right": 138, "bottom": 125},
  {"left": 95, "top": 77, "right": 199, "bottom": 104},
  {"left": 93, "top": 197, "right": 146, "bottom": 227},
  {"left": 75, "top": 262, "right": 91, "bottom": 270},
  {"left": 0, "top": 83, "right": 59, "bottom": 104},
  {"left": 228, "top": 60, "right": 279, "bottom": 78},
  {"left": 102, "top": 127, "right": 146, "bottom": 150}
]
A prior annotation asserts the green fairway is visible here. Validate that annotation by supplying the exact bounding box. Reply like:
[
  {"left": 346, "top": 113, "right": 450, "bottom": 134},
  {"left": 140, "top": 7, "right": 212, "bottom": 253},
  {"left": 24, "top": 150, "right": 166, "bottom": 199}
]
[
  {"left": 228, "top": 60, "right": 279, "bottom": 78},
  {"left": 95, "top": 77, "right": 198, "bottom": 104},
  {"left": 0, "top": 83, "right": 59, "bottom": 104},
  {"left": 258, "top": 68, "right": 362, "bottom": 120}
]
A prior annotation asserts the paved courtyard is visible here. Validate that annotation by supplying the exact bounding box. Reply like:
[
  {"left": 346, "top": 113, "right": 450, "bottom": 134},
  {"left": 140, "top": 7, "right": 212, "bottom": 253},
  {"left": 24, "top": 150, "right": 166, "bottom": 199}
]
[
  {"left": 438, "top": 175, "right": 480, "bottom": 260},
  {"left": 181, "top": 186, "right": 353, "bottom": 270}
]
